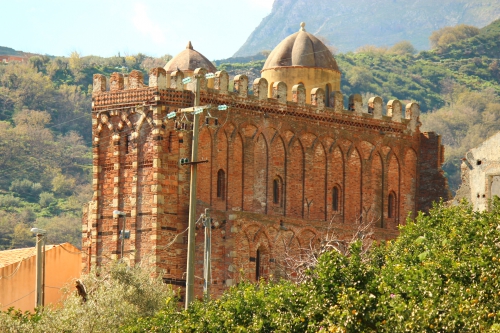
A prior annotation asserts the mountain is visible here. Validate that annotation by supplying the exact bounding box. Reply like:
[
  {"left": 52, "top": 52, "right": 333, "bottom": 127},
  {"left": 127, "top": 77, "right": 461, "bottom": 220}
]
[
  {"left": 234, "top": 0, "right": 500, "bottom": 57},
  {"left": 0, "top": 46, "right": 22, "bottom": 56}
]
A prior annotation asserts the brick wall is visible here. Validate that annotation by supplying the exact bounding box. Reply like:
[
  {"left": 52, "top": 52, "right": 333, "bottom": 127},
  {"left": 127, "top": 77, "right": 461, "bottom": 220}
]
[{"left": 83, "top": 69, "right": 449, "bottom": 299}]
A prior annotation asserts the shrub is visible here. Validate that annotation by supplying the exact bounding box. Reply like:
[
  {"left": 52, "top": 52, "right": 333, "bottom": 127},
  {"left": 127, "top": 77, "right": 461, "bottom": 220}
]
[
  {"left": 0, "top": 262, "right": 175, "bottom": 333},
  {"left": 0, "top": 194, "right": 21, "bottom": 208},
  {"left": 38, "top": 192, "right": 55, "bottom": 208}
]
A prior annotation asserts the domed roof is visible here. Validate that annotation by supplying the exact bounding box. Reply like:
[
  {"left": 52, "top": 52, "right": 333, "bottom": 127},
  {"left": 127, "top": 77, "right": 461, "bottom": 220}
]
[
  {"left": 164, "top": 41, "right": 216, "bottom": 74},
  {"left": 262, "top": 23, "right": 339, "bottom": 72}
]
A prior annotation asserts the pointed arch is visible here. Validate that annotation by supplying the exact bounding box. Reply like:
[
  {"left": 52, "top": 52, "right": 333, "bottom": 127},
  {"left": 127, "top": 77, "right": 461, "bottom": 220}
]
[
  {"left": 305, "top": 142, "right": 326, "bottom": 220},
  {"left": 401, "top": 148, "right": 417, "bottom": 223},
  {"left": 370, "top": 152, "right": 384, "bottom": 227},
  {"left": 268, "top": 133, "right": 286, "bottom": 215},
  {"left": 253, "top": 133, "right": 268, "bottom": 213},
  {"left": 197, "top": 127, "right": 212, "bottom": 205},
  {"left": 328, "top": 146, "right": 344, "bottom": 220},
  {"left": 228, "top": 132, "right": 243, "bottom": 210},
  {"left": 386, "top": 153, "right": 400, "bottom": 228},
  {"left": 345, "top": 148, "right": 362, "bottom": 222},
  {"left": 213, "top": 128, "right": 228, "bottom": 211},
  {"left": 287, "top": 138, "right": 304, "bottom": 218}
]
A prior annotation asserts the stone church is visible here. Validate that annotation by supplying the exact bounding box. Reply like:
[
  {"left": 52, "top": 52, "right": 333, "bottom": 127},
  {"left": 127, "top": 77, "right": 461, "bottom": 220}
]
[{"left": 82, "top": 23, "right": 449, "bottom": 297}]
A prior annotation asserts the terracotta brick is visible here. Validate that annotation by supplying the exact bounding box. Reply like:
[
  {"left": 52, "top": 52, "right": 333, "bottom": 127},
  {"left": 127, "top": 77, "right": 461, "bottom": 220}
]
[{"left": 83, "top": 73, "right": 449, "bottom": 299}]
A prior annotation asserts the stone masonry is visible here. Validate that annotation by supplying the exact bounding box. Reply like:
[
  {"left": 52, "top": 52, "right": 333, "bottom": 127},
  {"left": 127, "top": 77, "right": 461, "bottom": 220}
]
[{"left": 82, "top": 66, "right": 449, "bottom": 299}]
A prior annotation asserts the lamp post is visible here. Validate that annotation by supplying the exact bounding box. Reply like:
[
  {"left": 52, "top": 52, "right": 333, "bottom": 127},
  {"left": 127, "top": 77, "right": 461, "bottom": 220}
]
[
  {"left": 30, "top": 228, "right": 46, "bottom": 308},
  {"left": 113, "top": 210, "right": 127, "bottom": 260}
]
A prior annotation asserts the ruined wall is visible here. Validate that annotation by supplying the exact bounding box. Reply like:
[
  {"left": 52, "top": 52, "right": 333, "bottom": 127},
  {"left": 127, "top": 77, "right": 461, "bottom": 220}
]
[
  {"left": 83, "top": 67, "right": 448, "bottom": 298},
  {"left": 417, "top": 132, "right": 450, "bottom": 213},
  {"left": 455, "top": 131, "right": 500, "bottom": 211}
]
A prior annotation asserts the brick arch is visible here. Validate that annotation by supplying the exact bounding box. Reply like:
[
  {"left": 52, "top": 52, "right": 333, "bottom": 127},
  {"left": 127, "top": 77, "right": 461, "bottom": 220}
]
[
  {"left": 228, "top": 132, "right": 243, "bottom": 210},
  {"left": 386, "top": 152, "right": 400, "bottom": 228},
  {"left": 319, "top": 135, "right": 335, "bottom": 153},
  {"left": 328, "top": 144, "right": 345, "bottom": 215},
  {"left": 197, "top": 127, "right": 212, "bottom": 205},
  {"left": 213, "top": 129, "right": 229, "bottom": 211},
  {"left": 238, "top": 122, "right": 259, "bottom": 139},
  {"left": 359, "top": 140, "right": 375, "bottom": 161},
  {"left": 345, "top": 148, "right": 362, "bottom": 223},
  {"left": 268, "top": 134, "right": 286, "bottom": 215},
  {"left": 287, "top": 138, "right": 304, "bottom": 218},
  {"left": 241, "top": 123, "right": 260, "bottom": 211},
  {"left": 282, "top": 129, "right": 296, "bottom": 147},
  {"left": 305, "top": 141, "right": 327, "bottom": 220},
  {"left": 401, "top": 148, "right": 417, "bottom": 223},
  {"left": 296, "top": 227, "right": 319, "bottom": 249},
  {"left": 369, "top": 152, "right": 384, "bottom": 227},
  {"left": 221, "top": 121, "right": 236, "bottom": 137},
  {"left": 253, "top": 133, "right": 269, "bottom": 213}
]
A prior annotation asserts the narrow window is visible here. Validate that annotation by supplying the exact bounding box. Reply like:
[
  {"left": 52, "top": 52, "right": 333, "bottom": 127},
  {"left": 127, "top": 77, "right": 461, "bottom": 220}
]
[
  {"left": 332, "top": 186, "right": 339, "bottom": 211},
  {"left": 217, "top": 169, "right": 225, "bottom": 199},
  {"left": 273, "top": 177, "right": 282, "bottom": 206},
  {"left": 388, "top": 192, "right": 396, "bottom": 218},
  {"left": 125, "top": 134, "right": 131, "bottom": 154},
  {"left": 256, "top": 248, "right": 261, "bottom": 280}
]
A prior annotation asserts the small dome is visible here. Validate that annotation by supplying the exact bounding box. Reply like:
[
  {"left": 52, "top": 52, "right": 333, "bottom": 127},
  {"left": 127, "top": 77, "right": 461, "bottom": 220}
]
[
  {"left": 164, "top": 41, "right": 216, "bottom": 74},
  {"left": 262, "top": 23, "right": 339, "bottom": 72}
]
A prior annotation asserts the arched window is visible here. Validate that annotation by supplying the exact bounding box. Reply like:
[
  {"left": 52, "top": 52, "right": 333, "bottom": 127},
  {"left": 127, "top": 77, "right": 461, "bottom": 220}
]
[
  {"left": 332, "top": 186, "right": 340, "bottom": 212},
  {"left": 273, "top": 176, "right": 283, "bottom": 206},
  {"left": 388, "top": 192, "right": 396, "bottom": 218},
  {"left": 217, "top": 169, "right": 225, "bottom": 199}
]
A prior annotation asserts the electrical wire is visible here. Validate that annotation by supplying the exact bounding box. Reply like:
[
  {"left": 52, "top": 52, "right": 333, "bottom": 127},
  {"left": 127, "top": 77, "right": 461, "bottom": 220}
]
[{"left": 1, "top": 290, "right": 35, "bottom": 309}]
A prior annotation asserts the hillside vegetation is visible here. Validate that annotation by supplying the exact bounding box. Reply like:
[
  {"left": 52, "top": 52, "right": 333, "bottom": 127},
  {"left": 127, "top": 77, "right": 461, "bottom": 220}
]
[
  {"left": 0, "top": 20, "right": 499, "bottom": 249},
  {"left": 234, "top": 0, "right": 500, "bottom": 56},
  {"left": 3, "top": 201, "right": 500, "bottom": 332},
  {"left": 0, "top": 52, "right": 170, "bottom": 250}
]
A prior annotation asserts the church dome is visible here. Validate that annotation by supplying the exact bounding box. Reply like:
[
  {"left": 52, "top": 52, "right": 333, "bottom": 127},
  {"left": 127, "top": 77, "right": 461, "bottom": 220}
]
[
  {"left": 262, "top": 22, "right": 339, "bottom": 72},
  {"left": 164, "top": 41, "right": 216, "bottom": 74}
]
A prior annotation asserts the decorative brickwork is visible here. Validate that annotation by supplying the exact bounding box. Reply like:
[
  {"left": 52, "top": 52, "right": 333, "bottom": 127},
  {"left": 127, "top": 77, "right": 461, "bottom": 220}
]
[{"left": 82, "top": 64, "right": 449, "bottom": 299}]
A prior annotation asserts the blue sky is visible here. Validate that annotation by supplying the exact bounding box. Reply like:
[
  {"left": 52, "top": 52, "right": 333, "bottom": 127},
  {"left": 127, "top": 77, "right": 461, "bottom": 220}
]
[{"left": 1, "top": 0, "right": 273, "bottom": 60}]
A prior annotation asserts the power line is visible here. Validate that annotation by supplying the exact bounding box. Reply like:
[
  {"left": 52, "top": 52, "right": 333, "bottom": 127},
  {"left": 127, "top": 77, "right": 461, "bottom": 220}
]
[{"left": 1, "top": 290, "right": 35, "bottom": 309}]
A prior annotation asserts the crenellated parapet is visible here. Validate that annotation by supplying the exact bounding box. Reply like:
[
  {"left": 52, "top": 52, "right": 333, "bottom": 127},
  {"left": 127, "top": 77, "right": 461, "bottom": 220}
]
[{"left": 91, "top": 67, "right": 421, "bottom": 134}]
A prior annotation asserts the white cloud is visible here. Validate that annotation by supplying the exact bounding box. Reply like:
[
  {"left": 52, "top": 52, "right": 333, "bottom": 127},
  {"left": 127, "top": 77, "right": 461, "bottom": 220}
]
[{"left": 132, "top": 3, "right": 166, "bottom": 45}]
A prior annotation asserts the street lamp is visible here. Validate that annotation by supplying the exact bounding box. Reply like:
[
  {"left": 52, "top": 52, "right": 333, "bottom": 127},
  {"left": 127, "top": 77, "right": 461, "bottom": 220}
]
[
  {"left": 113, "top": 210, "right": 129, "bottom": 260},
  {"left": 30, "top": 228, "right": 46, "bottom": 308}
]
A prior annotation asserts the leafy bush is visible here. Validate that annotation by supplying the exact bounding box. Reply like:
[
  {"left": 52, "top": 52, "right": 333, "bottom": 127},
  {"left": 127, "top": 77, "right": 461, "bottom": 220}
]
[
  {"left": 127, "top": 200, "right": 500, "bottom": 332},
  {"left": 0, "top": 262, "right": 175, "bottom": 333},
  {"left": 38, "top": 192, "right": 55, "bottom": 208},
  {"left": 9, "top": 179, "right": 43, "bottom": 199},
  {"left": 0, "top": 194, "right": 21, "bottom": 208}
]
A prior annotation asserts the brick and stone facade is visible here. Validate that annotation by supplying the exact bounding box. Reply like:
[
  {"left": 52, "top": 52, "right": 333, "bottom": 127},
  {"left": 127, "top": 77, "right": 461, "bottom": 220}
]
[{"left": 82, "top": 30, "right": 449, "bottom": 298}]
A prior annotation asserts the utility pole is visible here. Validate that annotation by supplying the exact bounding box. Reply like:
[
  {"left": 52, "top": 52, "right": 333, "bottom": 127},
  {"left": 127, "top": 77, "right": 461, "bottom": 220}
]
[
  {"left": 31, "top": 228, "right": 46, "bottom": 308},
  {"left": 185, "top": 75, "right": 201, "bottom": 309},
  {"left": 203, "top": 208, "right": 211, "bottom": 299}
]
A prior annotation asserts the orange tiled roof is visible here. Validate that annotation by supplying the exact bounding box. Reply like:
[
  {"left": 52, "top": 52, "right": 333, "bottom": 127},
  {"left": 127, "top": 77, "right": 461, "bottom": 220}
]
[{"left": 0, "top": 245, "right": 55, "bottom": 268}]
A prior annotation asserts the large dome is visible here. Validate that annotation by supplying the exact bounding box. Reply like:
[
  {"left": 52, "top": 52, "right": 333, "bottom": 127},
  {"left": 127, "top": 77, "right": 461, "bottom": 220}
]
[
  {"left": 164, "top": 41, "right": 216, "bottom": 74},
  {"left": 262, "top": 23, "right": 339, "bottom": 72}
]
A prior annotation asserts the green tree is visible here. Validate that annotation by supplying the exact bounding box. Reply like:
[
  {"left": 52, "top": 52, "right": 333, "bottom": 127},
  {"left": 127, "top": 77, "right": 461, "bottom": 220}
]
[{"left": 430, "top": 24, "right": 480, "bottom": 49}]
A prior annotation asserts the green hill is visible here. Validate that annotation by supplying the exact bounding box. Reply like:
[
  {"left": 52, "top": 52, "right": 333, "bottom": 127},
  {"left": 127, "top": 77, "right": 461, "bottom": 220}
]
[{"left": 0, "top": 46, "right": 21, "bottom": 56}]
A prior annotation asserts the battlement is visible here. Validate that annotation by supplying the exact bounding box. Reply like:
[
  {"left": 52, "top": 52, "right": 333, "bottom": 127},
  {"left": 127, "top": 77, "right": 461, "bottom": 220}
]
[{"left": 92, "top": 67, "right": 421, "bottom": 134}]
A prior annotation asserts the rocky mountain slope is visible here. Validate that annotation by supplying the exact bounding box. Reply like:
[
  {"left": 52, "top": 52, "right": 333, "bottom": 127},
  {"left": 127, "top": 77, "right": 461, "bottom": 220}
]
[{"left": 234, "top": 0, "right": 500, "bottom": 57}]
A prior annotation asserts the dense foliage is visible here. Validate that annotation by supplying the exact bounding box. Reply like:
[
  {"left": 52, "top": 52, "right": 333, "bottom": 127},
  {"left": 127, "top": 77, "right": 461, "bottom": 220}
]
[
  {"left": 122, "top": 200, "right": 500, "bottom": 333},
  {"left": 0, "top": 53, "right": 168, "bottom": 250},
  {"left": 0, "top": 262, "right": 175, "bottom": 333}
]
